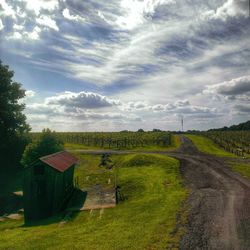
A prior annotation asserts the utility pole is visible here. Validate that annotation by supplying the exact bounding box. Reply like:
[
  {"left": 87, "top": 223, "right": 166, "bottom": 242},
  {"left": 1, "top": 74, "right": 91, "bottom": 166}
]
[{"left": 181, "top": 116, "right": 184, "bottom": 132}]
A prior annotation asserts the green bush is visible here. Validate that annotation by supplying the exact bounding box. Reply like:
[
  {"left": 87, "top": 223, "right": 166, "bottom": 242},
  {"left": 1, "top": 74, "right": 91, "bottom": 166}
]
[
  {"left": 120, "top": 154, "right": 166, "bottom": 168},
  {"left": 21, "top": 128, "right": 64, "bottom": 166}
]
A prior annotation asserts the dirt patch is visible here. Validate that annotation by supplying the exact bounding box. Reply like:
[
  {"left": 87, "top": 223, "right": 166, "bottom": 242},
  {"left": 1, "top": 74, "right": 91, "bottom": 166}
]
[
  {"left": 67, "top": 185, "right": 116, "bottom": 212},
  {"left": 80, "top": 185, "right": 116, "bottom": 210}
]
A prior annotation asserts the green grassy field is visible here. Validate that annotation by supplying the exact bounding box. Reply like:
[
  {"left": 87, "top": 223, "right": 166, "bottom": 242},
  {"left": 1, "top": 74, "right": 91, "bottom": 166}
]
[
  {"left": 185, "top": 134, "right": 236, "bottom": 157},
  {"left": 0, "top": 153, "right": 187, "bottom": 250},
  {"left": 230, "top": 162, "right": 250, "bottom": 179}
]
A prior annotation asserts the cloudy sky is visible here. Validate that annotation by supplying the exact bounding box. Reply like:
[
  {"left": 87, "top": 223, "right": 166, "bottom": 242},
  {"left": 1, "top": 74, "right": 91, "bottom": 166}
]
[{"left": 0, "top": 0, "right": 249, "bottom": 131}]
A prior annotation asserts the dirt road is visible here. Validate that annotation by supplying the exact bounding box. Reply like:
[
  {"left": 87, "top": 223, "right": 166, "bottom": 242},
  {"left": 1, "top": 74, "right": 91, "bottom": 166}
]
[
  {"left": 70, "top": 136, "right": 250, "bottom": 249},
  {"left": 170, "top": 136, "right": 250, "bottom": 250}
]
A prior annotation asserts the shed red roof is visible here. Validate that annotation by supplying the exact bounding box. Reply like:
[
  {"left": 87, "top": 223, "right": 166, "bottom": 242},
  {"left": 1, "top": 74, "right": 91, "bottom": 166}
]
[{"left": 39, "top": 151, "right": 78, "bottom": 172}]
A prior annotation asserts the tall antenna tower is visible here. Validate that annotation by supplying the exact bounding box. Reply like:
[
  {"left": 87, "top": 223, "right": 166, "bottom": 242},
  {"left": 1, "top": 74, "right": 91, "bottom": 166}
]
[{"left": 181, "top": 116, "right": 184, "bottom": 132}]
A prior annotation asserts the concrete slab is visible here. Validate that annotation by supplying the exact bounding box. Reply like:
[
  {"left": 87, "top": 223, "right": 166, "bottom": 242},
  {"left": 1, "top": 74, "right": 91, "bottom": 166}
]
[{"left": 67, "top": 185, "right": 116, "bottom": 211}]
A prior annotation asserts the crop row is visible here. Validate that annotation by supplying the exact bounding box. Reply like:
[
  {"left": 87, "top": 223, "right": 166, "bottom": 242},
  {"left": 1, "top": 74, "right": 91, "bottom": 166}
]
[
  {"left": 30, "top": 131, "right": 172, "bottom": 149},
  {"left": 202, "top": 131, "right": 250, "bottom": 157}
]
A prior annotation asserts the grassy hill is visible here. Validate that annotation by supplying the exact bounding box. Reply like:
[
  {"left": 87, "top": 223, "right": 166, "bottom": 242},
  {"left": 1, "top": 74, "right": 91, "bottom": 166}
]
[{"left": 0, "top": 153, "right": 187, "bottom": 250}]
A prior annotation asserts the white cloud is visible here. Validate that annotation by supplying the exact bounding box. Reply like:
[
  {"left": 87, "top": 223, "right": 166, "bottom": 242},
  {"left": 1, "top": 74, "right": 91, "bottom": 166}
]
[
  {"left": 16, "top": 6, "right": 26, "bottom": 18},
  {"left": 8, "top": 26, "right": 41, "bottom": 40},
  {"left": 204, "top": 0, "right": 249, "bottom": 20},
  {"left": 0, "top": 19, "right": 3, "bottom": 31},
  {"left": 25, "top": 92, "right": 219, "bottom": 131},
  {"left": 204, "top": 75, "right": 250, "bottom": 98},
  {"left": 25, "top": 90, "right": 36, "bottom": 98},
  {"left": 46, "top": 91, "right": 121, "bottom": 109},
  {"left": 122, "top": 101, "right": 150, "bottom": 111},
  {"left": 116, "top": 0, "right": 176, "bottom": 30},
  {"left": 62, "top": 8, "right": 85, "bottom": 22},
  {"left": 12, "top": 31, "right": 22, "bottom": 39},
  {"left": 0, "top": 0, "right": 16, "bottom": 18},
  {"left": 13, "top": 24, "right": 24, "bottom": 31},
  {"left": 62, "top": 8, "right": 76, "bottom": 20},
  {"left": 26, "top": 26, "right": 41, "bottom": 40},
  {"left": 97, "top": 11, "right": 106, "bottom": 21},
  {"left": 23, "top": 0, "right": 59, "bottom": 16},
  {"left": 36, "top": 15, "right": 59, "bottom": 31}
]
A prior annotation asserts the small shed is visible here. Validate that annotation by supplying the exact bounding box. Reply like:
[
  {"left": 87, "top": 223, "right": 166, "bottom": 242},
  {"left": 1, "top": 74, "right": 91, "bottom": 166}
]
[{"left": 23, "top": 151, "right": 78, "bottom": 222}]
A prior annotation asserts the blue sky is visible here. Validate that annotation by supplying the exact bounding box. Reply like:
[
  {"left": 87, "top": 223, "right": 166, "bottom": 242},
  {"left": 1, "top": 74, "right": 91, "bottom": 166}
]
[{"left": 0, "top": 0, "right": 249, "bottom": 131}]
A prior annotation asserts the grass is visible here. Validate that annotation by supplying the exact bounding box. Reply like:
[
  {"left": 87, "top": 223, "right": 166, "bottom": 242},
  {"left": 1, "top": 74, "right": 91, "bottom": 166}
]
[
  {"left": 0, "top": 153, "right": 187, "bottom": 250},
  {"left": 185, "top": 134, "right": 236, "bottom": 157},
  {"left": 65, "top": 134, "right": 181, "bottom": 152},
  {"left": 74, "top": 154, "right": 115, "bottom": 188},
  {"left": 230, "top": 162, "right": 250, "bottom": 179}
]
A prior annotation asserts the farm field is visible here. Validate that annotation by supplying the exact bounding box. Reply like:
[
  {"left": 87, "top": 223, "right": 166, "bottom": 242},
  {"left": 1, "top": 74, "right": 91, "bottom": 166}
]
[
  {"left": 0, "top": 153, "right": 187, "bottom": 250},
  {"left": 65, "top": 134, "right": 180, "bottom": 152},
  {"left": 195, "top": 131, "right": 250, "bottom": 157},
  {"left": 30, "top": 131, "right": 177, "bottom": 151}
]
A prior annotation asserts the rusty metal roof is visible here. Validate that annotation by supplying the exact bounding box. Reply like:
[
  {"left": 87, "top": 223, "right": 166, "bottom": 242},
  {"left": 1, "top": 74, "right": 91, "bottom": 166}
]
[{"left": 39, "top": 151, "right": 78, "bottom": 172}]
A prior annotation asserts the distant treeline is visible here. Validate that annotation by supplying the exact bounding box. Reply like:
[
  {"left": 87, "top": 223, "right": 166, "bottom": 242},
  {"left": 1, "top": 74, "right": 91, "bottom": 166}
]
[{"left": 208, "top": 120, "right": 250, "bottom": 131}]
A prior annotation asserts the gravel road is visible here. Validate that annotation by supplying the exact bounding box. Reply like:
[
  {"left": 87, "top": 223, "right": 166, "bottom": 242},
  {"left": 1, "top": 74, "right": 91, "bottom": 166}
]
[{"left": 171, "top": 136, "right": 250, "bottom": 250}]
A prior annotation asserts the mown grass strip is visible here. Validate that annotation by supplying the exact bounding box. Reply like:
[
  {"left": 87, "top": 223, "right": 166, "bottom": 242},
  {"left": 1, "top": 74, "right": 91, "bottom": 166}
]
[
  {"left": 185, "top": 134, "right": 236, "bottom": 157},
  {"left": 230, "top": 162, "right": 250, "bottom": 179}
]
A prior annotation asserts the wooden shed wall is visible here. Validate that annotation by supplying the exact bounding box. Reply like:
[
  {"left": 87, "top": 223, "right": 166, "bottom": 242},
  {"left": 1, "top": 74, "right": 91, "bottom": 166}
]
[{"left": 23, "top": 162, "right": 75, "bottom": 222}]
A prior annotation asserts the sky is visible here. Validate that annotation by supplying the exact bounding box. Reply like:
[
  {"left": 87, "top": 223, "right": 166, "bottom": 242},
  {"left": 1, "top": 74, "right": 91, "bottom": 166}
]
[{"left": 0, "top": 0, "right": 249, "bottom": 132}]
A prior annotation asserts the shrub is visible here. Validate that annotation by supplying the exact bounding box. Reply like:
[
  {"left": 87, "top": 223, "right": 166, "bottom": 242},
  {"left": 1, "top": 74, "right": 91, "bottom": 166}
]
[{"left": 21, "top": 128, "right": 64, "bottom": 166}]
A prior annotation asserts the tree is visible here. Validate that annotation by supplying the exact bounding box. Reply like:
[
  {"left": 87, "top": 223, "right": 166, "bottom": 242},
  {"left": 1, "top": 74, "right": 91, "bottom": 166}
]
[
  {"left": 152, "top": 129, "right": 162, "bottom": 132},
  {"left": 0, "top": 61, "right": 30, "bottom": 170},
  {"left": 137, "top": 128, "right": 144, "bottom": 132},
  {"left": 21, "top": 128, "right": 64, "bottom": 166}
]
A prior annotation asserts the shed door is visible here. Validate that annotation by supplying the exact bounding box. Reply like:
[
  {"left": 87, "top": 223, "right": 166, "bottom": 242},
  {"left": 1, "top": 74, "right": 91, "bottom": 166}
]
[{"left": 32, "top": 165, "right": 50, "bottom": 219}]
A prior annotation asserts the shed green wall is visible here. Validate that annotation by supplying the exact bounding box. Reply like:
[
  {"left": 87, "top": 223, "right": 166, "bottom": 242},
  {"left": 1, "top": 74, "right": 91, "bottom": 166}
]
[{"left": 23, "top": 162, "right": 75, "bottom": 222}]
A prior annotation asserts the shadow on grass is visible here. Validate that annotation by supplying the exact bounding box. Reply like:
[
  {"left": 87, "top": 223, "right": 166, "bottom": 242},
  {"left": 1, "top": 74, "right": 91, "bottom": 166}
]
[
  {"left": 0, "top": 169, "right": 23, "bottom": 216},
  {"left": 23, "top": 214, "right": 63, "bottom": 227},
  {"left": 66, "top": 188, "right": 88, "bottom": 211}
]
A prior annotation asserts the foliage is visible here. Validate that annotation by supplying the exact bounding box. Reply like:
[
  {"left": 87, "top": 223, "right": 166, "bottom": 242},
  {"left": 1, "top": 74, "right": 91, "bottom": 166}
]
[
  {"left": 209, "top": 120, "right": 250, "bottom": 131},
  {"left": 152, "top": 128, "right": 162, "bottom": 132},
  {"left": 21, "top": 129, "right": 64, "bottom": 166},
  {"left": 0, "top": 61, "right": 30, "bottom": 170},
  {"left": 137, "top": 128, "right": 144, "bottom": 132},
  {"left": 0, "top": 153, "right": 187, "bottom": 250}
]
